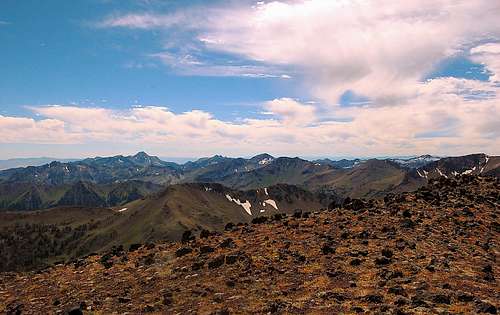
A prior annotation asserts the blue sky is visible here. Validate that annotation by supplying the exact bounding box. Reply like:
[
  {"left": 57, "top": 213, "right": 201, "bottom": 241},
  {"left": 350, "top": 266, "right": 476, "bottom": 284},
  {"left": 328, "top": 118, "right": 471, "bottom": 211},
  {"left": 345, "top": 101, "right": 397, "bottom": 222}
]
[
  {"left": 0, "top": 0, "right": 499, "bottom": 159},
  {"left": 0, "top": 0, "right": 301, "bottom": 121}
]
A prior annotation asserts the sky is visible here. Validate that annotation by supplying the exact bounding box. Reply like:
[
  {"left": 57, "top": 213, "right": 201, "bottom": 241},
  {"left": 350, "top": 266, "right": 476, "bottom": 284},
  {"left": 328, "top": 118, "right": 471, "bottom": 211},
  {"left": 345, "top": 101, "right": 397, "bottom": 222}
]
[{"left": 0, "top": 0, "right": 499, "bottom": 159}]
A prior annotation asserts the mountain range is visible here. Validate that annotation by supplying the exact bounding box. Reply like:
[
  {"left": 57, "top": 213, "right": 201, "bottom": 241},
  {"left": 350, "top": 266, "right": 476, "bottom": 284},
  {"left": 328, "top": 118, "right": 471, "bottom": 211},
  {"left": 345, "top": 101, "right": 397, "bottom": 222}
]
[
  {"left": 0, "top": 151, "right": 499, "bottom": 271},
  {"left": 0, "top": 152, "right": 498, "bottom": 212},
  {"left": 0, "top": 157, "right": 79, "bottom": 171}
]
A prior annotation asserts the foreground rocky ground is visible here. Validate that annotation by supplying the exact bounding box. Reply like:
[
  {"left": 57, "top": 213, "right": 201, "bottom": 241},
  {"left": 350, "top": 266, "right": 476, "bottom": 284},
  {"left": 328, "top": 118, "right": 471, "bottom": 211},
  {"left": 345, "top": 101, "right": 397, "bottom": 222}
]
[{"left": 1, "top": 175, "right": 498, "bottom": 314}]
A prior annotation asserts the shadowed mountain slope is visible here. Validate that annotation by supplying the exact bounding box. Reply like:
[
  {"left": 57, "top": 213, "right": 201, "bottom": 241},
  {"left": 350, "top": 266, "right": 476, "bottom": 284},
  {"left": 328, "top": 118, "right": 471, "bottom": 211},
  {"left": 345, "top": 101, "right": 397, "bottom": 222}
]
[
  {"left": 0, "top": 182, "right": 337, "bottom": 272},
  {"left": 1, "top": 175, "right": 498, "bottom": 314}
]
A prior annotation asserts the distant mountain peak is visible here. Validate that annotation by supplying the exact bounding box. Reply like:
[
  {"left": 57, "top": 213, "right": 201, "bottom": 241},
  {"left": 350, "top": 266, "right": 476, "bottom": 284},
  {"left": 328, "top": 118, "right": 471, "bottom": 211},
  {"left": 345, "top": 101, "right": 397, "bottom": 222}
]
[
  {"left": 250, "top": 153, "right": 275, "bottom": 165},
  {"left": 132, "top": 151, "right": 152, "bottom": 159},
  {"left": 250, "top": 153, "right": 274, "bottom": 159}
]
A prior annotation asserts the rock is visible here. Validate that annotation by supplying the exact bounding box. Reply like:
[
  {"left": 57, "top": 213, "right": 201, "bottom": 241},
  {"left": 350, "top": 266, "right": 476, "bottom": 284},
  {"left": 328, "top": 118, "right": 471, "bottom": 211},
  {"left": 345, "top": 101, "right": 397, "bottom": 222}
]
[
  {"left": 99, "top": 253, "right": 113, "bottom": 269},
  {"left": 175, "top": 247, "right": 193, "bottom": 257},
  {"left": 364, "top": 294, "right": 383, "bottom": 304},
  {"left": 224, "top": 222, "right": 235, "bottom": 231},
  {"left": 321, "top": 243, "right": 336, "bottom": 255},
  {"left": 219, "top": 238, "right": 235, "bottom": 249},
  {"left": 344, "top": 198, "right": 365, "bottom": 211},
  {"left": 394, "top": 297, "right": 409, "bottom": 306},
  {"left": 142, "top": 253, "right": 155, "bottom": 265},
  {"left": 476, "top": 301, "right": 497, "bottom": 314},
  {"left": 225, "top": 255, "right": 238, "bottom": 265},
  {"left": 483, "top": 265, "right": 495, "bottom": 281},
  {"left": 432, "top": 294, "right": 451, "bottom": 304},
  {"left": 272, "top": 213, "right": 285, "bottom": 221},
  {"left": 401, "top": 219, "right": 416, "bottom": 228},
  {"left": 6, "top": 303, "right": 23, "bottom": 315},
  {"left": 199, "top": 245, "right": 215, "bottom": 255},
  {"left": 143, "top": 304, "right": 155, "bottom": 312},
  {"left": 266, "top": 300, "right": 286, "bottom": 313},
  {"left": 192, "top": 261, "right": 204, "bottom": 270},
  {"left": 128, "top": 243, "right": 142, "bottom": 252},
  {"left": 457, "top": 292, "right": 474, "bottom": 302},
  {"left": 200, "top": 229, "right": 211, "bottom": 238},
  {"left": 411, "top": 295, "right": 428, "bottom": 307},
  {"left": 388, "top": 286, "right": 406, "bottom": 296},
  {"left": 212, "top": 308, "right": 230, "bottom": 315},
  {"left": 162, "top": 291, "right": 173, "bottom": 305},
  {"left": 251, "top": 216, "right": 268, "bottom": 224},
  {"left": 182, "top": 230, "right": 195, "bottom": 243},
  {"left": 66, "top": 306, "right": 83, "bottom": 315},
  {"left": 483, "top": 264, "right": 493, "bottom": 273},
  {"left": 208, "top": 255, "right": 225, "bottom": 269},
  {"left": 375, "top": 257, "right": 391, "bottom": 266},
  {"left": 381, "top": 248, "right": 393, "bottom": 258}
]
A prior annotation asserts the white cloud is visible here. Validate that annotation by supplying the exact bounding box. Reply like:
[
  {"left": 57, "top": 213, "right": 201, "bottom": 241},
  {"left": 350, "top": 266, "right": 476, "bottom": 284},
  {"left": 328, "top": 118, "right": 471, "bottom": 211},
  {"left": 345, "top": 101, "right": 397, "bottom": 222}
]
[
  {"left": 98, "top": 12, "right": 196, "bottom": 29},
  {"left": 264, "top": 98, "right": 316, "bottom": 126},
  {"left": 150, "top": 51, "right": 289, "bottom": 78},
  {"left": 100, "top": 1, "right": 500, "bottom": 104},
  {"left": 2, "top": 74, "right": 499, "bottom": 157},
  {"left": 0, "top": 115, "right": 78, "bottom": 144},
  {"left": 15, "top": 1, "right": 494, "bottom": 157},
  {"left": 470, "top": 43, "right": 500, "bottom": 83}
]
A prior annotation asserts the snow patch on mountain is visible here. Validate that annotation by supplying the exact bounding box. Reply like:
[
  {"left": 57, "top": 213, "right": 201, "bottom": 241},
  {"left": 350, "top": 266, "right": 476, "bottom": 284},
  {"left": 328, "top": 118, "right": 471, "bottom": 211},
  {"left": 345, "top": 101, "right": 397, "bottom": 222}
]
[
  {"left": 225, "top": 194, "right": 252, "bottom": 215},
  {"left": 258, "top": 158, "right": 274, "bottom": 165},
  {"left": 436, "top": 168, "right": 448, "bottom": 178},
  {"left": 263, "top": 199, "right": 278, "bottom": 210},
  {"left": 480, "top": 155, "right": 490, "bottom": 173},
  {"left": 461, "top": 166, "right": 476, "bottom": 175}
]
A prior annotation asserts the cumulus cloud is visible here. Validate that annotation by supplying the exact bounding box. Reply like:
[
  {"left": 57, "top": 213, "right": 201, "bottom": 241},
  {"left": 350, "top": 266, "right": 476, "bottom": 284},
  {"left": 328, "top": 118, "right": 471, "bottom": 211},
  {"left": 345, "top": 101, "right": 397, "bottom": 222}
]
[
  {"left": 100, "top": 0, "right": 500, "bottom": 104},
  {"left": 2, "top": 73, "right": 499, "bottom": 157},
  {"left": 264, "top": 98, "right": 316, "bottom": 126},
  {"left": 0, "top": 115, "right": 78, "bottom": 144},
  {"left": 11, "top": 1, "right": 496, "bottom": 157},
  {"left": 470, "top": 43, "right": 500, "bottom": 83}
]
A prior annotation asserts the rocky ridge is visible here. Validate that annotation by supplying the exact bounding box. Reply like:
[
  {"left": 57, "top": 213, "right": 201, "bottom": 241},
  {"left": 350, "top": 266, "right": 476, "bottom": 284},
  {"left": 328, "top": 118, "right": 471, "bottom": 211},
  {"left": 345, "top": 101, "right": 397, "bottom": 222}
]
[{"left": 0, "top": 175, "right": 498, "bottom": 314}]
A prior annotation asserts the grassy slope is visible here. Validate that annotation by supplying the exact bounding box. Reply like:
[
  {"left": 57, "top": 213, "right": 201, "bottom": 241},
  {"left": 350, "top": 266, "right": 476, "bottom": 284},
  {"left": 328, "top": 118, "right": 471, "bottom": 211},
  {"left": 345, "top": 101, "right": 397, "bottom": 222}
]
[{"left": 0, "top": 183, "right": 326, "bottom": 271}]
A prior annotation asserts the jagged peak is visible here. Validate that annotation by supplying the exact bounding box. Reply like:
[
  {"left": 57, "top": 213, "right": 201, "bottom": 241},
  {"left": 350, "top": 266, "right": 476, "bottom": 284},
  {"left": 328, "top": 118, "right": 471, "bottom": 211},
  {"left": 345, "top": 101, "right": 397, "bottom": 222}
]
[
  {"left": 132, "top": 151, "right": 152, "bottom": 159},
  {"left": 250, "top": 153, "right": 274, "bottom": 160}
]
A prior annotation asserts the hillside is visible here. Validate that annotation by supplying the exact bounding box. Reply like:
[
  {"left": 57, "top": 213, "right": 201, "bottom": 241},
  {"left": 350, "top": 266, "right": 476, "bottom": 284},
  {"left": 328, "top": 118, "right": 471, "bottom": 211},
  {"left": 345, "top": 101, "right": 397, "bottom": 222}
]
[
  {"left": 1, "top": 175, "right": 498, "bottom": 314},
  {"left": 0, "top": 158, "right": 79, "bottom": 171},
  {"left": 305, "top": 159, "right": 408, "bottom": 198},
  {"left": 0, "top": 183, "right": 336, "bottom": 272},
  {"left": 0, "top": 180, "right": 163, "bottom": 211},
  {"left": 1, "top": 152, "right": 499, "bottom": 213},
  {"left": 0, "top": 152, "right": 182, "bottom": 186}
]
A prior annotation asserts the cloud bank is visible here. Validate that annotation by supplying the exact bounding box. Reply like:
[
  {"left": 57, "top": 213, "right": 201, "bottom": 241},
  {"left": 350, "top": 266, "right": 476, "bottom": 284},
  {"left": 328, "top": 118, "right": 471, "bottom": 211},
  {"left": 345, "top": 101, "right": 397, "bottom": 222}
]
[
  {"left": 3, "top": 1, "right": 499, "bottom": 158},
  {"left": 2, "top": 71, "right": 499, "bottom": 157},
  {"left": 100, "top": 0, "right": 500, "bottom": 104}
]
